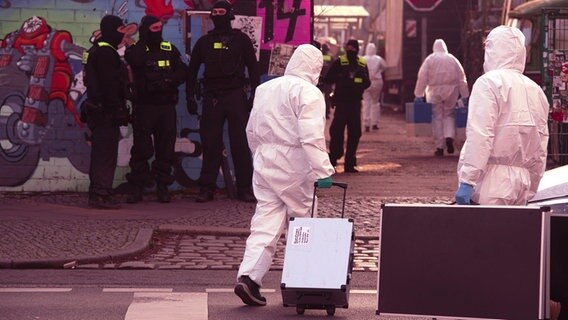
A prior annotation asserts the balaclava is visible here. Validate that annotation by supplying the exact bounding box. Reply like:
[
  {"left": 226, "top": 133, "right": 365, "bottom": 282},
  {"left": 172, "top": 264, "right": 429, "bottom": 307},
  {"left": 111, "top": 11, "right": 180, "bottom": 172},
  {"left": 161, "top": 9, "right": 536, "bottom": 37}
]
[
  {"left": 99, "top": 15, "right": 125, "bottom": 48},
  {"left": 345, "top": 39, "right": 359, "bottom": 63},
  {"left": 139, "top": 15, "right": 163, "bottom": 49},
  {"left": 210, "top": 0, "right": 234, "bottom": 31},
  {"left": 322, "top": 43, "right": 330, "bottom": 55}
]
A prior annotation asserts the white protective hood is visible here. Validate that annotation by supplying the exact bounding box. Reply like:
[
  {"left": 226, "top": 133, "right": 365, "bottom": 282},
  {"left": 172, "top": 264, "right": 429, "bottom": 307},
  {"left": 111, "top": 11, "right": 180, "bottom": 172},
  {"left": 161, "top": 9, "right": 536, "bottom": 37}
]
[
  {"left": 364, "top": 43, "right": 386, "bottom": 82},
  {"left": 284, "top": 43, "right": 322, "bottom": 85},
  {"left": 414, "top": 39, "right": 469, "bottom": 102},
  {"left": 483, "top": 25, "right": 526, "bottom": 73},
  {"left": 457, "top": 26, "right": 549, "bottom": 205}
]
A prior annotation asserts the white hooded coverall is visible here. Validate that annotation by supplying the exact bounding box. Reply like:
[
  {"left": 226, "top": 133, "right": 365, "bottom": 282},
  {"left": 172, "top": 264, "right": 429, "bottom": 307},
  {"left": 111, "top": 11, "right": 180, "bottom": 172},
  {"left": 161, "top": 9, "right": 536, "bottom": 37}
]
[
  {"left": 457, "top": 26, "right": 549, "bottom": 205},
  {"left": 237, "top": 44, "right": 335, "bottom": 286},
  {"left": 362, "top": 43, "right": 386, "bottom": 129},
  {"left": 414, "top": 39, "right": 469, "bottom": 150}
]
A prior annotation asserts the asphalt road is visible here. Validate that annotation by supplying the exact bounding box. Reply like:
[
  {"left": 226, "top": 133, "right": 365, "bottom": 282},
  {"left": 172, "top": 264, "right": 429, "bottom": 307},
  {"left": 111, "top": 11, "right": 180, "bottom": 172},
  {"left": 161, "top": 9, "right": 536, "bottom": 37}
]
[{"left": 0, "top": 269, "right": 424, "bottom": 320}]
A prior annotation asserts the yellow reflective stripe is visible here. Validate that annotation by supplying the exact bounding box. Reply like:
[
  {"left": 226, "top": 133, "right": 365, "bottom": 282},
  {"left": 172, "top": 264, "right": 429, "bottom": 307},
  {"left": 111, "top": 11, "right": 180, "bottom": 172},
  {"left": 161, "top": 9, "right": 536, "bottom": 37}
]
[
  {"left": 354, "top": 77, "right": 363, "bottom": 83},
  {"left": 146, "top": 42, "right": 172, "bottom": 51},
  {"left": 357, "top": 57, "right": 366, "bottom": 67},
  {"left": 82, "top": 51, "right": 89, "bottom": 64},
  {"left": 339, "top": 55, "right": 348, "bottom": 65},
  {"left": 98, "top": 41, "right": 116, "bottom": 51},
  {"left": 213, "top": 42, "right": 223, "bottom": 49},
  {"left": 323, "top": 55, "right": 332, "bottom": 61},
  {"left": 158, "top": 60, "right": 170, "bottom": 67},
  {"left": 160, "top": 41, "right": 172, "bottom": 51}
]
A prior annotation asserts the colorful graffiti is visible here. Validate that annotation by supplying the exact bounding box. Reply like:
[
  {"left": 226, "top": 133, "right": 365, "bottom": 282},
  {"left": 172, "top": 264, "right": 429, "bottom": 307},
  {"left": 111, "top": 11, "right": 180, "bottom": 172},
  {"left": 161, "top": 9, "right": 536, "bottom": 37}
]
[{"left": 0, "top": 16, "right": 89, "bottom": 186}]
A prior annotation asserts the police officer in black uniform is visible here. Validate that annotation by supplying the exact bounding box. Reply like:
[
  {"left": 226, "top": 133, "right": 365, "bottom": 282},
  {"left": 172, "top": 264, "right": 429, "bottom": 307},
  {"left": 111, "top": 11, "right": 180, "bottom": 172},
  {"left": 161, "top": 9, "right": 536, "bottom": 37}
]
[
  {"left": 124, "top": 15, "right": 186, "bottom": 203},
  {"left": 324, "top": 39, "right": 370, "bottom": 173},
  {"left": 186, "top": 0, "right": 259, "bottom": 203},
  {"left": 82, "top": 15, "right": 130, "bottom": 209}
]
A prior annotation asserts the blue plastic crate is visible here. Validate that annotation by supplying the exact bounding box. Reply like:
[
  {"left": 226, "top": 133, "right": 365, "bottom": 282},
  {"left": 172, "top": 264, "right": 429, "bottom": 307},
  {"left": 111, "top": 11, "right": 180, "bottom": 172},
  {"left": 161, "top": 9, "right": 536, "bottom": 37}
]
[
  {"left": 405, "top": 102, "right": 432, "bottom": 123},
  {"left": 455, "top": 107, "right": 468, "bottom": 128}
]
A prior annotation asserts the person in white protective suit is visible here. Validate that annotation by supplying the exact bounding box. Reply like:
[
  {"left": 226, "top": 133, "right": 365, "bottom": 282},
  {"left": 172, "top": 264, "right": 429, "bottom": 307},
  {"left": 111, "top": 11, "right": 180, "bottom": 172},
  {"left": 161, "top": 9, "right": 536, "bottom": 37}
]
[
  {"left": 362, "top": 43, "right": 386, "bottom": 132},
  {"left": 234, "top": 44, "right": 335, "bottom": 306},
  {"left": 414, "top": 39, "right": 469, "bottom": 156},
  {"left": 455, "top": 25, "right": 549, "bottom": 205}
]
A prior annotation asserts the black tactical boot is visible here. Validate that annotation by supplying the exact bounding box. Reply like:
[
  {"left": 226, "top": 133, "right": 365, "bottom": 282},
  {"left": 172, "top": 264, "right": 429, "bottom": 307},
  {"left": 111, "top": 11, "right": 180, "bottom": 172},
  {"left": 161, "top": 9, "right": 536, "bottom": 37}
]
[
  {"left": 156, "top": 184, "right": 171, "bottom": 203},
  {"left": 195, "top": 189, "right": 214, "bottom": 203},
  {"left": 89, "top": 194, "right": 121, "bottom": 209},
  {"left": 446, "top": 137, "right": 455, "bottom": 154},
  {"left": 238, "top": 188, "right": 257, "bottom": 203},
  {"left": 234, "top": 276, "right": 266, "bottom": 306},
  {"left": 126, "top": 187, "right": 143, "bottom": 204}
]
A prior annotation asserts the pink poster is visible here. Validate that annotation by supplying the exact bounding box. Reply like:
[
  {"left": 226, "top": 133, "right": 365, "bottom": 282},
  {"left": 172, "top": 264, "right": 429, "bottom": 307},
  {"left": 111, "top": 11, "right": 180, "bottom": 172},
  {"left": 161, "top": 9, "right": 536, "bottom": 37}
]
[{"left": 257, "top": 0, "right": 312, "bottom": 50}]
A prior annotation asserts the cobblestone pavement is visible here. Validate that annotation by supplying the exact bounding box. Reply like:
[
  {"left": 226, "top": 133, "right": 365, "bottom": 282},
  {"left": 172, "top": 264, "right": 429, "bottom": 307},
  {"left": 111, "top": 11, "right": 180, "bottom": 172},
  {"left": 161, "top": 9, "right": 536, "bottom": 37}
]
[
  {"left": 0, "top": 108, "right": 458, "bottom": 271},
  {"left": 72, "top": 196, "right": 452, "bottom": 272}
]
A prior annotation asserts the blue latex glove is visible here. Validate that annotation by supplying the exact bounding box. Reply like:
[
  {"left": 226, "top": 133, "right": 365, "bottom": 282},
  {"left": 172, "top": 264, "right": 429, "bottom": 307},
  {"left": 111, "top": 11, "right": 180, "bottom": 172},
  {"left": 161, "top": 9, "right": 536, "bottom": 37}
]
[
  {"left": 317, "top": 176, "right": 333, "bottom": 188},
  {"left": 414, "top": 96, "right": 425, "bottom": 103},
  {"left": 455, "top": 183, "right": 474, "bottom": 205}
]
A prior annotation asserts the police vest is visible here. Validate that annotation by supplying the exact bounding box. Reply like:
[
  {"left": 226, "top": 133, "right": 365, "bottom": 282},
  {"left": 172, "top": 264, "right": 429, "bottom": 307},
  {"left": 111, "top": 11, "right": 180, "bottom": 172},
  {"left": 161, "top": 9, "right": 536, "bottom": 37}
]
[
  {"left": 144, "top": 41, "right": 175, "bottom": 81},
  {"left": 339, "top": 54, "right": 366, "bottom": 67},
  {"left": 338, "top": 55, "right": 367, "bottom": 84}
]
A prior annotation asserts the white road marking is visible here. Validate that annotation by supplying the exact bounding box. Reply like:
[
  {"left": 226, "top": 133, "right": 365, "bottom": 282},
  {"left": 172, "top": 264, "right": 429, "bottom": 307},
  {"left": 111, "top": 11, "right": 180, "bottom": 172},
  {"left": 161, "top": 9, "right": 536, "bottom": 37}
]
[
  {"left": 0, "top": 288, "right": 72, "bottom": 293},
  {"left": 125, "top": 292, "right": 207, "bottom": 320},
  {"left": 205, "top": 288, "right": 276, "bottom": 293},
  {"left": 350, "top": 289, "right": 377, "bottom": 294},
  {"left": 103, "top": 288, "right": 173, "bottom": 293}
]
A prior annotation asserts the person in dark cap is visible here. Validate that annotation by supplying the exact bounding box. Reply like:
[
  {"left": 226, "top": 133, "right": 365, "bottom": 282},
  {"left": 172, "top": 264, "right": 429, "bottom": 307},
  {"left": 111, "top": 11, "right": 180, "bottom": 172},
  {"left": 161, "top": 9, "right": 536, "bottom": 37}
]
[
  {"left": 186, "top": 0, "right": 260, "bottom": 203},
  {"left": 324, "top": 39, "right": 370, "bottom": 173},
  {"left": 82, "top": 14, "right": 130, "bottom": 209},
  {"left": 123, "top": 15, "right": 187, "bottom": 204}
]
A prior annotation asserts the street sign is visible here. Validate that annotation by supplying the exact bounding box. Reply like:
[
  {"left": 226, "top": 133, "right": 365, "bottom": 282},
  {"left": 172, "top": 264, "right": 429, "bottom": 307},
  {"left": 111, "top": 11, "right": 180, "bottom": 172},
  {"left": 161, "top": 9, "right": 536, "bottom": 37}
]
[{"left": 405, "top": 0, "right": 444, "bottom": 12}]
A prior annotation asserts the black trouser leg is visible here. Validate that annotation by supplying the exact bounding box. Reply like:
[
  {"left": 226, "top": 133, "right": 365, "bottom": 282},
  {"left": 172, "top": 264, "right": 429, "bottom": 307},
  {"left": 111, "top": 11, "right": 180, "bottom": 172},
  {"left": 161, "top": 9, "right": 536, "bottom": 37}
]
[
  {"left": 127, "top": 105, "right": 154, "bottom": 188},
  {"left": 329, "top": 104, "right": 349, "bottom": 162},
  {"left": 152, "top": 104, "right": 177, "bottom": 186},
  {"left": 344, "top": 104, "right": 362, "bottom": 168},
  {"left": 198, "top": 93, "right": 226, "bottom": 191},
  {"left": 89, "top": 114, "right": 119, "bottom": 196},
  {"left": 225, "top": 89, "right": 253, "bottom": 190}
]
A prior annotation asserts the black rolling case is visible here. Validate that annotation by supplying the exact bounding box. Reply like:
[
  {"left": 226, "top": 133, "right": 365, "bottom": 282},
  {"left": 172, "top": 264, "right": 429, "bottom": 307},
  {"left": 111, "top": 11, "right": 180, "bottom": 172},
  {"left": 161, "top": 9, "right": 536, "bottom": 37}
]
[{"left": 280, "top": 182, "right": 354, "bottom": 316}]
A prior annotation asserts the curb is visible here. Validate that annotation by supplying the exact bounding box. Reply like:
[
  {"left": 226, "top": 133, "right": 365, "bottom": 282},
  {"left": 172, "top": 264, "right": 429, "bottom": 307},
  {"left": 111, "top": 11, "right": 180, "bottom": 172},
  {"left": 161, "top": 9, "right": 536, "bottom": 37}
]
[
  {"left": 0, "top": 228, "right": 154, "bottom": 269},
  {"left": 157, "top": 224, "right": 380, "bottom": 240}
]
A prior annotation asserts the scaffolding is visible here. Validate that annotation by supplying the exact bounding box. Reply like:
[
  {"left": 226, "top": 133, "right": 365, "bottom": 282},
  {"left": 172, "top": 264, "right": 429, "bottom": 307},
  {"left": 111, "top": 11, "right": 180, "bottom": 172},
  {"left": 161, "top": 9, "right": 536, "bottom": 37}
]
[{"left": 543, "top": 8, "right": 568, "bottom": 167}]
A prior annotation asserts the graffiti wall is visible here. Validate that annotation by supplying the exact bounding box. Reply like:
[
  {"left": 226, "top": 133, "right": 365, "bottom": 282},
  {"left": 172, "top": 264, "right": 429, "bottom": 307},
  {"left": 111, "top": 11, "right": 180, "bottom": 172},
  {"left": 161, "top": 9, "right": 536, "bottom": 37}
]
[{"left": 0, "top": 0, "right": 313, "bottom": 192}]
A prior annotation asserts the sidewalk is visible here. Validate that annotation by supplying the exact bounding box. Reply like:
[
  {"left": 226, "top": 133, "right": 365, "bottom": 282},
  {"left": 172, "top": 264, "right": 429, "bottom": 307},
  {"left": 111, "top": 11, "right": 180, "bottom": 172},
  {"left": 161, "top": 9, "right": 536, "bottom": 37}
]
[{"left": 0, "top": 108, "right": 459, "bottom": 270}]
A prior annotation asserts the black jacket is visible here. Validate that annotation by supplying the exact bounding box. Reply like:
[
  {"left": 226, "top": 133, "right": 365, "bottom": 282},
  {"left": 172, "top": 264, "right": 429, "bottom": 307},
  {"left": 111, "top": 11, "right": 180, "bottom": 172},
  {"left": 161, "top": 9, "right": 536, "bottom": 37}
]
[
  {"left": 187, "top": 28, "right": 259, "bottom": 96},
  {"left": 324, "top": 54, "right": 371, "bottom": 102},
  {"left": 84, "top": 41, "right": 127, "bottom": 110},
  {"left": 125, "top": 40, "right": 186, "bottom": 105}
]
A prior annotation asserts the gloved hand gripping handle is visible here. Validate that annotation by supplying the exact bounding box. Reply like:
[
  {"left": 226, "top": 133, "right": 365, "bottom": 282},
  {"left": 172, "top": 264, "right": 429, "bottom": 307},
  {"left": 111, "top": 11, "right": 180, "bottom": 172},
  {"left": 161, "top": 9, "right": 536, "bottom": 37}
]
[{"left": 311, "top": 181, "right": 348, "bottom": 218}]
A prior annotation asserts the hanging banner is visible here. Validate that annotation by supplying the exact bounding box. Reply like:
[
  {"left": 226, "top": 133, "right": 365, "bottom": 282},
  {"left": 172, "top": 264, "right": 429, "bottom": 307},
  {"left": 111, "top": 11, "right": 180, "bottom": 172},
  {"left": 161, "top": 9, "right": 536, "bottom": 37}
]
[{"left": 257, "top": 0, "right": 312, "bottom": 50}]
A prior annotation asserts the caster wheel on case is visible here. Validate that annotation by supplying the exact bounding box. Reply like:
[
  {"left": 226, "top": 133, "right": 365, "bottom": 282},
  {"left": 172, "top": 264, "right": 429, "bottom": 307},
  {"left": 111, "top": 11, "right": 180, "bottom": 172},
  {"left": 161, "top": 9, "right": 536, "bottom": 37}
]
[
  {"left": 326, "top": 305, "right": 335, "bottom": 316},
  {"left": 296, "top": 305, "right": 305, "bottom": 315}
]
